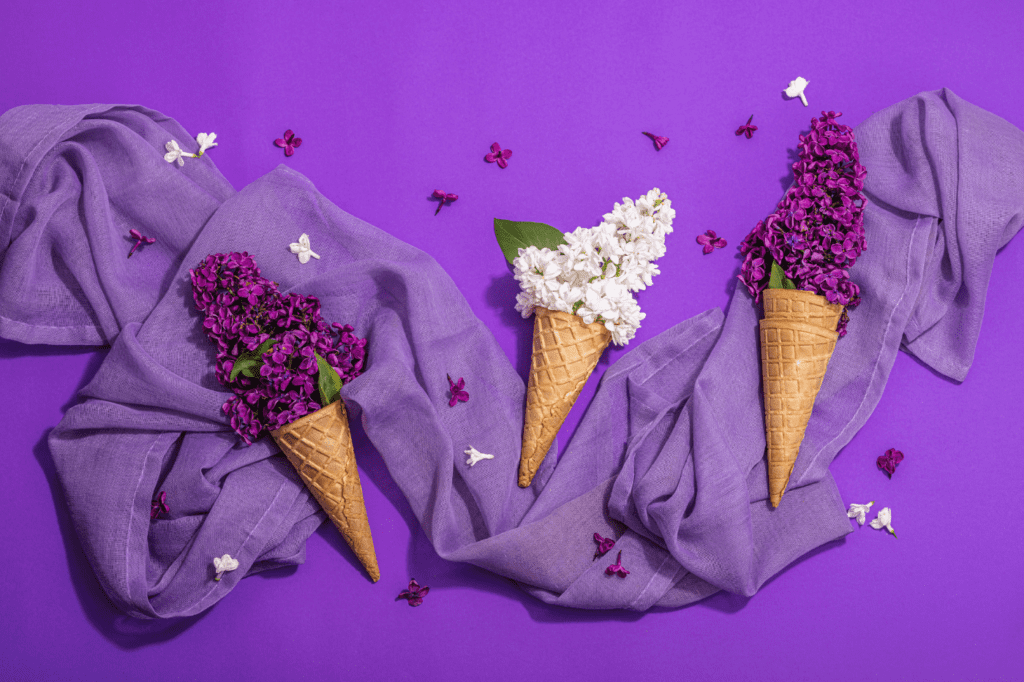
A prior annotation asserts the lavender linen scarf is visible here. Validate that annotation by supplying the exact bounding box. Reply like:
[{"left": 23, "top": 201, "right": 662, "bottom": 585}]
[{"left": 2, "top": 90, "right": 1020, "bottom": 617}]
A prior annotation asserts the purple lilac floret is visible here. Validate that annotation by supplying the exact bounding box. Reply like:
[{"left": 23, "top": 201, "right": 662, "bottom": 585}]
[
  {"left": 737, "top": 111, "right": 867, "bottom": 336},
  {"left": 877, "top": 447, "right": 904, "bottom": 478},
  {"left": 190, "top": 252, "right": 367, "bottom": 444}
]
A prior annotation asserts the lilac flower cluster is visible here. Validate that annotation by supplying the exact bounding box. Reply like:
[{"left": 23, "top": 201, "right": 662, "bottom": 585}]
[
  {"left": 190, "top": 252, "right": 367, "bottom": 444},
  {"left": 738, "top": 111, "right": 867, "bottom": 335}
]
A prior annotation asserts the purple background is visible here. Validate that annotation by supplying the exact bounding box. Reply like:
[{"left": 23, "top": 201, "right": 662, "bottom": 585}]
[{"left": 1, "top": 1, "right": 1022, "bottom": 680}]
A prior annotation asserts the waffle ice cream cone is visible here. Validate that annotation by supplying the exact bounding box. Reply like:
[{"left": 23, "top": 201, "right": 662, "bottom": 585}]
[
  {"left": 272, "top": 399, "right": 380, "bottom": 582},
  {"left": 519, "top": 307, "right": 611, "bottom": 487},
  {"left": 759, "top": 289, "right": 843, "bottom": 507}
]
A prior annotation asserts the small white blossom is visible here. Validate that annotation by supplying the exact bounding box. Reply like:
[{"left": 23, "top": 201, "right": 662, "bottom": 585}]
[
  {"left": 464, "top": 446, "right": 494, "bottom": 467},
  {"left": 869, "top": 507, "right": 897, "bottom": 538},
  {"left": 164, "top": 140, "right": 189, "bottom": 166},
  {"left": 512, "top": 189, "right": 674, "bottom": 346},
  {"left": 784, "top": 77, "right": 810, "bottom": 106},
  {"left": 846, "top": 501, "right": 874, "bottom": 526},
  {"left": 289, "top": 233, "right": 321, "bottom": 264},
  {"left": 196, "top": 132, "right": 218, "bottom": 156},
  {"left": 213, "top": 553, "right": 239, "bottom": 581}
]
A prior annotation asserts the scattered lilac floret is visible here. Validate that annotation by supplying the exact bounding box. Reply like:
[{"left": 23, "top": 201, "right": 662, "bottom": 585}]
[
  {"left": 484, "top": 142, "right": 512, "bottom": 168},
  {"left": 784, "top": 77, "right": 810, "bottom": 106},
  {"left": 696, "top": 230, "right": 727, "bottom": 255},
  {"left": 432, "top": 190, "right": 458, "bottom": 215},
  {"left": 605, "top": 551, "right": 630, "bottom": 577},
  {"left": 274, "top": 129, "right": 303, "bottom": 157},
  {"left": 195, "top": 132, "right": 218, "bottom": 156},
  {"left": 593, "top": 532, "right": 615, "bottom": 558},
  {"left": 846, "top": 501, "right": 874, "bottom": 526},
  {"left": 735, "top": 115, "right": 758, "bottom": 139},
  {"left": 150, "top": 491, "right": 169, "bottom": 520},
  {"left": 447, "top": 374, "right": 468, "bottom": 406},
  {"left": 464, "top": 446, "right": 494, "bottom": 467},
  {"left": 877, "top": 448, "right": 904, "bottom": 478},
  {"left": 397, "top": 578, "right": 430, "bottom": 606},
  {"left": 869, "top": 507, "right": 897, "bottom": 538},
  {"left": 127, "top": 228, "right": 156, "bottom": 258},
  {"left": 642, "top": 132, "right": 669, "bottom": 150},
  {"left": 288, "top": 233, "right": 320, "bottom": 264},
  {"left": 164, "top": 140, "right": 189, "bottom": 166},
  {"left": 213, "top": 554, "right": 239, "bottom": 581}
]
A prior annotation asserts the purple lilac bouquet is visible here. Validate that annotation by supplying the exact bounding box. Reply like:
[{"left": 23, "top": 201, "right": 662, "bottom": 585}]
[
  {"left": 738, "top": 111, "right": 867, "bottom": 335},
  {"left": 190, "top": 252, "right": 367, "bottom": 444}
]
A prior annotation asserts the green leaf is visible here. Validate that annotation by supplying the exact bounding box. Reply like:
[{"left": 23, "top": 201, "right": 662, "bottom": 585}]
[
  {"left": 315, "top": 352, "right": 343, "bottom": 406},
  {"left": 767, "top": 259, "right": 797, "bottom": 290},
  {"left": 229, "top": 338, "right": 277, "bottom": 382},
  {"left": 494, "top": 219, "right": 567, "bottom": 266}
]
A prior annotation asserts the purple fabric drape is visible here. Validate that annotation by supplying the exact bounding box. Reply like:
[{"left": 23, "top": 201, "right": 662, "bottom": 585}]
[{"left": 1, "top": 90, "right": 1020, "bottom": 617}]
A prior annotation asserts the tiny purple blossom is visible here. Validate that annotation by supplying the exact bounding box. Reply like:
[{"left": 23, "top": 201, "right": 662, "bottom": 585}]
[
  {"left": 150, "top": 491, "right": 169, "bottom": 520},
  {"left": 605, "top": 551, "right": 629, "bottom": 577},
  {"left": 735, "top": 115, "right": 758, "bottom": 139},
  {"left": 642, "top": 132, "right": 669, "bottom": 150},
  {"left": 127, "top": 228, "right": 156, "bottom": 259},
  {"left": 593, "top": 532, "right": 615, "bottom": 559},
  {"left": 274, "top": 129, "right": 303, "bottom": 157},
  {"left": 431, "top": 190, "right": 458, "bottom": 215},
  {"left": 397, "top": 578, "right": 430, "bottom": 606},
  {"left": 696, "top": 230, "right": 728, "bottom": 255},
  {"left": 877, "top": 448, "right": 904, "bottom": 478},
  {"left": 484, "top": 142, "right": 512, "bottom": 168},
  {"left": 447, "top": 374, "right": 468, "bottom": 407}
]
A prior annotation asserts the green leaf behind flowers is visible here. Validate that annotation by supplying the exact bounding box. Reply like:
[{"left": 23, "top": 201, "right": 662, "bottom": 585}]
[
  {"left": 494, "top": 219, "right": 567, "bottom": 266},
  {"left": 315, "top": 352, "right": 343, "bottom": 406},
  {"left": 229, "top": 338, "right": 278, "bottom": 381},
  {"left": 768, "top": 259, "right": 797, "bottom": 290}
]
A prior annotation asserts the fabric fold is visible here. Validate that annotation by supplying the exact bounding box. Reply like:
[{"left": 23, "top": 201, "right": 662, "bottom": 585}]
[{"left": 0, "top": 103, "right": 235, "bottom": 346}]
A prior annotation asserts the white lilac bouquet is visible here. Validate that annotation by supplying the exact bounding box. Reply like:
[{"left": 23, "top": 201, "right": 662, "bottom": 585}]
[
  {"left": 509, "top": 188, "right": 675, "bottom": 346},
  {"left": 494, "top": 189, "right": 674, "bottom": 486}
]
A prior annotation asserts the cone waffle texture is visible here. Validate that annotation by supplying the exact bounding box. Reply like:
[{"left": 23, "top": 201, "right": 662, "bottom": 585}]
[
  {"left": 519, "top": 307, "right": 611, "bottom": 487},
  {"left": 272, "top": 399, "right": 380, "bottom": 582},
  {"left": 759, "top": 289, "right": 842, "bottom": 508}
]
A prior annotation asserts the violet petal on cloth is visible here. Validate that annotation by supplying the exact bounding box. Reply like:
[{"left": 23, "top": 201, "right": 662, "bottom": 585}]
[{"left": 1, "top": 89, "right": 1020, "bottom": 617}]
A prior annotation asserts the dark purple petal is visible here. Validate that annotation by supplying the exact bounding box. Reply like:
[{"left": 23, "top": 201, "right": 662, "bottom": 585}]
[
  {"left": 496, "top": 157, "right": 508, "bottom": 169},
  {"left": 593, "top": 532, "right": 615, "bottom": 557},
  {"left": 643, "top": 132, "right": 669, "bottom": 150},
  {"left": 291, "top": 137, "right": 302, "bottom": 148},
  {"left": 397, "top": 579, "right": 429, "bottom": 606},
  {"left": 605, "top": 551, "right": 630, "bottom": 577},
  {"left": 877, "top": 448, "right": 904, "bottom": 478},
  {"left": 490, "top": 142, "right": 502, "bottom": 154},
  {"left": 274, "top": 139, "right": 287, "bottom": 148}
]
